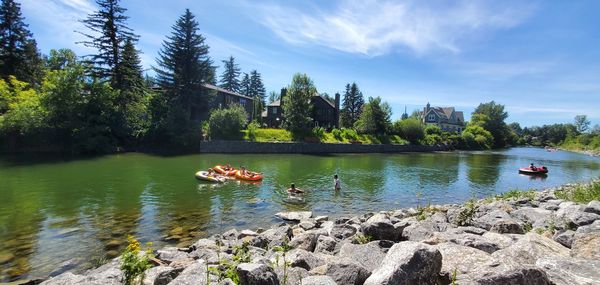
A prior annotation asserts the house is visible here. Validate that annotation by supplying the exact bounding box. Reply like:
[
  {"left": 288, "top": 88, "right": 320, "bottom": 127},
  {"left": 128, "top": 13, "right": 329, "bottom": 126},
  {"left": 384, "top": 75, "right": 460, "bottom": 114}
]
[
  {"left": 204, "top": 84, "right": 254, "bottom": 120},
  {"left": 422, "top": 102, "right": 465, "bottom": 132},
  {"left": 262, "top": 93, "right": 340, "bottom": 129}
]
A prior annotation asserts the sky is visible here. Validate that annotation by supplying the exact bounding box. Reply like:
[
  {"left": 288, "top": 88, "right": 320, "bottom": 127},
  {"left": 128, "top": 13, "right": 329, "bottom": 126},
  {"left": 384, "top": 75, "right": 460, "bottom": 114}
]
[{"left": 19, "top": 0, "right": 600, "bottom": 127}]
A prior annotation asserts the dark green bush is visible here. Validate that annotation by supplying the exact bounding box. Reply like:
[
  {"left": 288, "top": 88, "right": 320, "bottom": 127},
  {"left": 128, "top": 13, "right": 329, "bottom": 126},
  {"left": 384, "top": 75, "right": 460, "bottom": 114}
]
[{"left": 208, "top": 104, "right": 247, "bottom": 140}]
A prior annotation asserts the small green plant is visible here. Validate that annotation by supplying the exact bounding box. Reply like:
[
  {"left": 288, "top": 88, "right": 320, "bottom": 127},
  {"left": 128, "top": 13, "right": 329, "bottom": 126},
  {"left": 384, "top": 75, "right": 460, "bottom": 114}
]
[
  {"left": 455, "top": 199, "right": 477, "bottom": 226},
  {"left": 210, "top": 241, "right": 251, "bottom": 284},
  {"left": 547, "top": 219, "right": 556, "bottom": 234},
  {"left": 355, "top": 234, "right": 372, "bottom": 244},
  {"left": 522, "top": 222, "right": 533, "bottom": 233},
  {"left": 120, "top": 235, "right": 154, "bottom": 285},
  {"left": 332, "top": 128, "right": 342, "bottom": 140},
  {"left": 247, "top": 121, "right": 260, "bottom": 142},
  {"left": 496, "top": 189, "right": 536, "bottom": 201},
  {"left": 450, "top": 268, "right": 459, "bottom": 285},
  {"left": 534, "top": 227, "right": 545, "bottom": 235},
  {"left": 273, "top": 238, "right": 291, "bottom": 285},
  {"left": 555, "top": 179, "right": 600, "bottom": 203},
  {"left": 312, "top": 126, "right": 326, "bottom": 140}
]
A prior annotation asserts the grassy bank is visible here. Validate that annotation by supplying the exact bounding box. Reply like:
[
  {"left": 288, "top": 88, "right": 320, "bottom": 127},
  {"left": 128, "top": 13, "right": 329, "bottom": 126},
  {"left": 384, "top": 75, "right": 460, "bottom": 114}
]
[
  {"left": 555, "top": 179, "right": 600, "bottom": 203},
  {"left": 241, "top": 128, "right": 408, "bottom": 145},
  {"left": 559, "top": 134, "right": 600, "bottom": 156}
]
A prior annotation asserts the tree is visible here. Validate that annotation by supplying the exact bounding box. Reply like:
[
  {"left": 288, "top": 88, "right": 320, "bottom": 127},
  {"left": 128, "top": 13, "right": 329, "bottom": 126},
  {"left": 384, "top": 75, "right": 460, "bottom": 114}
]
[
  {"left": 340, "top": 82, "right": 364, "bottom": 128},
  {"left": 282, "top": 73, "right": 315, "bottom": 133},
  {"left": 393, "top": 118, "right": 423, "bottom": 144},
  {"left": 0, "top": 0, "right": 42, "bottom": 85},
  {"left": 78, "top": 0, "right": 138, "bottom": 88},
  {"left": 472, "top": 101, "right": 509, "bottom": 148},
  {"left": 45, "top": 49, "right": 78, "bottom": 71},
  {"left": 574, "top": 115, "right": 590, "bottom": 133},
  {"left": 208, "top": 104, "right": 247, "bottom": 139},
  {"left": 153, "top": 9, "right": 215, "bottom": 145},
  {"left": 248, "top": 70, "right": 266, "bottom": 121},
  {"left": 462, "top": 125, "right": 494, "bottom": 149},
  {"left": 354, "top": 97, "right": 391, "bottom": 135},
  {"left": 239, "top": 73, "right": 250, "bottom": 97},
  {"left": 268, "top": 91, "right": 279, "bottom": 104},
  {"left": 219, "top": 56, "right": 241, "bottom": 92}
]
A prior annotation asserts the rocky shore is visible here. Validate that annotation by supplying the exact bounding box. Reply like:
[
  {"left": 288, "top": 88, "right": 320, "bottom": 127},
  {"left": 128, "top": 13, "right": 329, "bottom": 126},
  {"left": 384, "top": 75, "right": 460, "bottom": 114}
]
[{"left": 41, "top": 184, "right": 600, "bottom": 285}]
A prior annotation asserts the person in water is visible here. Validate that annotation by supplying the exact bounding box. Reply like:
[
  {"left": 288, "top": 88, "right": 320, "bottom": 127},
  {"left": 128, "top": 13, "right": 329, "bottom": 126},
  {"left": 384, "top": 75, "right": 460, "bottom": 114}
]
[
  {"left": 287, "top": 183, "right": 303, "bottom": 194},
  {"left": 334, "top": 174, "right": 341, "bottom": 191}
]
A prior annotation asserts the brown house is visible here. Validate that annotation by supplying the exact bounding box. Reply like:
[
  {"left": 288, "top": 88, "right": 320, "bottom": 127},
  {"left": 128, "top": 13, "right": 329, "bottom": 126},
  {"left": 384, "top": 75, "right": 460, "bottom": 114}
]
[
  {"left": 263, "top": 93, "right": 340, "bottom": 129},
  {"left": 204, "top": 84, "right": 254, "bottom": 120}
]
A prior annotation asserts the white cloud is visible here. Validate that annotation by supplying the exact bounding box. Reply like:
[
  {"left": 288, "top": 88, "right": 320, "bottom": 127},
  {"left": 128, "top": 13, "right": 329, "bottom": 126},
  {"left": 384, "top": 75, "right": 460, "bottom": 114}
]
[{"left": 254, "top": 0, "right": 535, "bottom": 56}]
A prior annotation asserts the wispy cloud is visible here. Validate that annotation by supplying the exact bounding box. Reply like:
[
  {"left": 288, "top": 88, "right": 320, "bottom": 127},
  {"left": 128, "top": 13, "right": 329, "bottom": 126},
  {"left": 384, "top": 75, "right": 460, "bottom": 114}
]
[{"left": 253, "top": 0, "right": 535, "bottom": 56}]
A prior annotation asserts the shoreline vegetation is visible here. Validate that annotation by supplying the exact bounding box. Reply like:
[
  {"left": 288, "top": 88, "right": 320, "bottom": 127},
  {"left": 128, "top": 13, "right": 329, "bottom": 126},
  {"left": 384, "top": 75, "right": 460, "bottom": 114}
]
[{"left": 35, "top": 179, "right": 600, "bottom": 285}]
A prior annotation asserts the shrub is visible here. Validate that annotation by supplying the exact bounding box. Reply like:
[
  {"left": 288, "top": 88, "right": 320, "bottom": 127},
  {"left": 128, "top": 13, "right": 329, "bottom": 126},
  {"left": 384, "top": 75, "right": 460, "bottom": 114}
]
[
  {"left": 312, "top": 126, "right": 325, "bottom": 140},
  {"left": 394, "top": 118, "right": 424, "bottom": 144},
  {"left": 121, "top": 236, "right": 153, "bottom": 285},
  {"left": 247, "top": 121, "right": 260, "bottom": 142},
  {"left": 341, "top": 128, "right": 359, "bottom": 141},
  {"left": 462, "top": 125, "right": 493, "bottom": 149},
  {"left": 331, "top": 128, "right": 343, "bottom": 140},
  {"left": 208, "top": 104, "right": 247, "bottom": 140}
]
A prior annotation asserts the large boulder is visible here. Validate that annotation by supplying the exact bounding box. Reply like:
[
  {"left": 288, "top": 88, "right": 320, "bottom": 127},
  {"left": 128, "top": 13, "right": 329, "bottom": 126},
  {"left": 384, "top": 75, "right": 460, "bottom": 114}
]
[
  {"left": 319, "top": 258, "right": 370, "bottom": 285},
  {"left": 575, "top": 219, "right": 600, "bottom": 234},
  {"left": 156, "top": 247, "right": 191, "bottom": 264},
  {"left": 329, "top": 224, "right": 357, "bottom": 240},
  {"left": 41, "top": 273, "right": 85, "bottom": 285},
  {"left": 473, "top": 267, "right": 552, "bottom": 285},
  {"left": 361, "top": 213, "right": 400, "bottom": 241},
  {"left": 168, "top": 260, "right": 210, "bottom": 285},
  {"left": 274, "top": 266, "right": 308, "bottom": 285},
  {"left": 473, "top": 210, "right": 511, "bottom": 230},
  {"left": 236, "top": 263, "right": 279, "bottom": 285},
  {"left": 338, "top": 241, "right": 387, "bottom": 272},
  {"left": 289, "top": 232, "right": 318, "bottom": 252},
  {"left": 283, "top": 249, "right": 328, "bottom": 271},
  {"left": 314, "top": 235, "right": 337, "bottom": 255},
  {"left": 401, "top": 221, "right": 447, "bottom": 242},
  {"left": 583, "top": 200, "right": 600, "bottom": 215},
  {"left": 261, "top": 225, "right": 293, "bottom": 248},
  {"left": 142, "top": 266, "right": 180, "bottom": 285},
  {"left": 301, "top": 275, "right": 337, "bottom": 285},
  {"left": 553, "top": 230, "right": 575, "bottom": 248},
  {"left": 491, "top": 233, "right": 569, "bottom": 268},
  {"left": 429, "top": 232, "right": 502, "bottom": 253},
  {"left": 536, "top": 257, "right": 600, "bottom": 285},
  {"left": 556, "top": 204, "right": 600, "bottom": 228},
  {"left": 275, "top": 211, "right": 312, "bottom": 222},
  {"left": 363, "top": 241, "right": 442, "bottom": 285},
  {"left": 511, "top": 207, "right": 555, "bottom": 228},
  {"left": 570, "top": 233, "right": 600, "bottom": 260},
  {"left": 490, "top": 219, "right": 524, "bottom": 234}
]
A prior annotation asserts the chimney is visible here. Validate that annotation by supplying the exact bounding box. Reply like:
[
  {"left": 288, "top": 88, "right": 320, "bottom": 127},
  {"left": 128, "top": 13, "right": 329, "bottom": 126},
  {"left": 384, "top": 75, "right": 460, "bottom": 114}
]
[{"left": 335, "top": 92, "right": 341, "bottom": 128}]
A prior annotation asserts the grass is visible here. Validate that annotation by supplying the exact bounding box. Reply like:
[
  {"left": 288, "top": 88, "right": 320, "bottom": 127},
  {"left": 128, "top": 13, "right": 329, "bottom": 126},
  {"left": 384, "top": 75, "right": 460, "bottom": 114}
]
[
  {"left": 240, "top": 128, "right": 409, "bottom": 145},
  {"left": 494, "top": 189, "right": 537, "bottom": 201},
  {"left": 555, "top": 179, "right": 600, "bottom": 203}
]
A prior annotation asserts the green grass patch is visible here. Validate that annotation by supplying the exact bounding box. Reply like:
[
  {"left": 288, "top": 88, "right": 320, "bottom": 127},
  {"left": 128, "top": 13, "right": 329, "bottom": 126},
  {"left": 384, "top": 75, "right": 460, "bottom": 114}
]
[
  {"left": 555, "top": 179, "right": 600, "bottom": 203},
  {"left": 241, "top": 128, "right": 409, "bottom": 145},
  {"left": 242, "top": 128, "right": 293, "bottom": 142},
  {"left": 495, "top": 189, "right": 537, "bottom": 201}
]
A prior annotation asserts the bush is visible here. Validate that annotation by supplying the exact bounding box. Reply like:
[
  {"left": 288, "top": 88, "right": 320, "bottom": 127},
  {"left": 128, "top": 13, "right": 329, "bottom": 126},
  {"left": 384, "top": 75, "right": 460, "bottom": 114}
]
[
  {"left": 394, "top": 118, "right": 424, "bottom": 144},
  {"left": 462, "top": 125, "right": 493, "bottom": 149},
  {"left": 312, "top": 126, "right": 325, "bottom": 140},
  {"left": 424, "top": 134, "right": 443, "bottom": 145},
  {"left": 341, "top": 128, "right": 358, "bottom": 141},
  {"left": 208, "top": 104, "right": 247, "bottom": 140},
  {"left": 247, "top": 121, "right": 260, "bottom": 142},
  {"left": 331, "top": 128, "right": 343, "bottom": 140}
]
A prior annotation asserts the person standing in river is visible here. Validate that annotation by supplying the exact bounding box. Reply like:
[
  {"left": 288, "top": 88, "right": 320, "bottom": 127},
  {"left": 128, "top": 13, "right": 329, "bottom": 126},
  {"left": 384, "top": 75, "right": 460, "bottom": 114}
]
[{"left": 334, "top": 174, "right": 341, "bottom": 191}]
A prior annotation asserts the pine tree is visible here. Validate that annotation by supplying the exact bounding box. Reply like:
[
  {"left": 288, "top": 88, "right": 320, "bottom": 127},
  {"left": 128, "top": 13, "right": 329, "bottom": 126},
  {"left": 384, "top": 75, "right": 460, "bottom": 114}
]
[
  {"left": 249, "top": 70, "right": 266, "bottom": 121},
  {"left": 0, "top": 0, "right": 42, "bottom": 85},
  {"left": 78, "top": 0, "right": 138, "bottom": 87},
  {"left": 340, "top": 82, "right": 365, "bottom": 128},
  {"left": 152, "top": 9, "right": 215, "bottom": 145},
  {"left": 239, "top": 72, "right": 250, "bottom": 97},
  {"left": 219, "top": 56, "right": 241, "bottom": 92},
  {"left": 283, "top": 73, "right": 315, "bottom": 133}
]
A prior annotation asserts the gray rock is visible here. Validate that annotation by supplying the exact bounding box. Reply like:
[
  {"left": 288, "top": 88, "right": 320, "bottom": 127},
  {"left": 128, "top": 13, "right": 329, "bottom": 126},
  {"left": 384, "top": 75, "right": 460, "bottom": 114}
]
[
  {"left": 63, "top": 258, "right": 123, "bottom": 285},
  {"left": 583, "top": 200, "right": 600, "bottom": 215},
  {"left": 448, "top": 226, "right": 486, "bottom": 236},
  {"left": 363, "top": 241, "right": 442, "bottom": 285},
  {"left": 49, "top": 258, "right": 81, "bottom": 277},
  {"left": 222, "top": 228, "right": 239, "bottom": 240},
  {"left": 474, "top": 267, "right": 552, "bottom": 285},
  {"left": 261, "top": 225, "right": 293, "bottom": 247},
  {"left": 289, "top": 232, "right": 318, "bottom": 252},
  {"left": 338, "top": 241, "right": 387, "bottom": 272},
  {"left": 490, "top": 219, "right": 524, "bottom": 234},
  {"left": 328, "top": 224, "right": 357, "bottom": 240},
  {"left": 274, "top": 266, "right": 309, "bottom": 285},
  {"left": 276, "top": 211, "right": 313, "bottom": 222},
  {"left": 481, "top": 232, "right": 520, "bottom": 250},
  {"left": 491, "top": 233, "right": 569, "bottom": 268},
  {"left": 301, "top": 275, "right": 337, "bottom": 285},
  {"left": 553, "top": 230, "right": 575, "bottom": 248},
  {"left": 434, "top": 242, "right": 505, "bottom": 284},
  {"left": 142, "top": 266, "right": 180, "bottom": 285},
  {"left": 285, "top": 249, "right": 328, "bottom": 271},
  {"left": 315, "top": 216, "right": 329, "bottom": 223},
  {"left": 511, "top": 207, "right": 555, "bottom": 228},
  {"left": 428, "top": 212, "right": 448, "bottom": 224},
  {"left": 321, "top": 258, "right": 370, "bottom": 285},
  {"left": 556, "top": 204, "right": 600, "bottom": 228},
  {"left": 299, "top": 221, "right": 316, "bottom": 231},
  {"left": 536, "top": 257, "right": 600, "bottom": 285},
  {"left": 402, "top": 221, "right": 447, "bottom": 241},
  {"left": 314, "top": 235, "right": 337, "bottom": 255},
  {"left": 41, "top": 273, "right": 85, "bottom": 285},
  {"left": 575, "top": 219, "right": 600, "bottom": 234},
  {"left": 157, "top": 247, "right": 190, "bottom": 264},
  {"left": 571, "top": 233, "right": 600, "bottom": 260},
  {"left": 169, "top": 260, "right": 209, "bottom": 285},
  {"left": 431, "top": 232, "right": 501, "bottom": 253},
  {"left": 239, "top": 229, "right": 259, "bottom": 239},
  {"left": 237, "top": 263, "right": 279, "bottom": 285},
  {"left": 473, "top": 210, "right": 511, "bottom": 230},
  {"left": 361, "top": 213, "right": 399, "bottom": 241}
]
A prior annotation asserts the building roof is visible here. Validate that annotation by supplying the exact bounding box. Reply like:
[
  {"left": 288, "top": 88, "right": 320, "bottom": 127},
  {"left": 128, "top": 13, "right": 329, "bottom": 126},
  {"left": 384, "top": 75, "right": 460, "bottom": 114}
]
[
  {"left": 424, "top": 105, "right": 464, "bottom": 125},
  {"left": 202, "top": 83, "right": 254, "bottom": 100},
  {"left": 312, "top": 94, "right": 335, "bottom": 108},
  {"left": 267, "top": 100, "right": 281, "bottom": 107}
]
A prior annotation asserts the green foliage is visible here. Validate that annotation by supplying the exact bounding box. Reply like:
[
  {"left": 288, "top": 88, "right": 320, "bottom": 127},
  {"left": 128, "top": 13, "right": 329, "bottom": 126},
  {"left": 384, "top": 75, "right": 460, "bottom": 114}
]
[
  {"left": 555, "top": 179, "right": 600, "bottom": 203},
  {"left": 455, "top": 199, "right": 477, "bottom": 226},
  {"left": 273, "top": 239, "right": 291, "bottom": 285},
  {"left": 354, "top": 96, "right": 392, "bottom": 135},
  {"left": 242, "top": 128, "right": 292, "bottom": 142},
  {"left": 340, "top": 82, "right": 364, "bottom": 128},
  {"left": 341, "top": 128, "right": 359, "bottom": 141},
  {"left": 522, "top": 222, "right": 533, "bottom": 233},
  {"left": 462, "top": 125, "right": 493, "bottom": 149},
  {"left": 0, "top": 77, "right": 46, "bottom": 136},
  {"left": 246, "top": 121, "right": 261, "bottom": 142},
  {"left": 472, "top": 101, "right": 509, "bottom": 148},
  {"left": 219, "top": 56, "right": 241, "bottom": 92},
  {"left": 495, "top": 189, "right": 536, "bottom": 201},
  {"left": 120, "top": 235, "right": 153, "bottom": 285},
  {"left": 312, "top": 126, "right": 325, "bottom": 140},
  {"left": 394, "top": 118, "right": 424, "bottom": 144},
  {"left": 282, "top": 73, "right": 315, "bottom": 133},
  {"left": 451, "top": 268, "right": 458, "bottom": 285},
  {"left": 208, "top": 104, "right": 247, "bottom": 139},
  {"left": 354, "top": 234, "right": 372, "bottom": 244},
  {"left": 331, "top": 128, "right": 342, "bottom": 140},
  {"left": 249, "top": 70, "right": 266, "bottom": 122},
  {"left": 574, "top": 115, "right": 590, "bottom": 133}
]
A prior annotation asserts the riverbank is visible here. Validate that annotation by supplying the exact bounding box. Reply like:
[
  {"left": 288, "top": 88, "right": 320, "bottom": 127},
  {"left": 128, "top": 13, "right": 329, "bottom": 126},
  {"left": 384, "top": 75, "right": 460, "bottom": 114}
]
[
  {"left": 38, "top": 180, "right": 600, "bottom": 285},
  {"left": 199, "top": 140, "right": 449, "bottom": 153}
]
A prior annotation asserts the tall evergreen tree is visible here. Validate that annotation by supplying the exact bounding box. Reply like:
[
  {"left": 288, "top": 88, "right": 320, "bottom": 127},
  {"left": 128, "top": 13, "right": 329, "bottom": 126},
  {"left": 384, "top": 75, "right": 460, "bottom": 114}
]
[
  {"left": 219, "top": 56, "right": 241, "bottom": 92},
  {"left": 239, "top": 72, "right": 250, "bottom": 97},
  {"left": 340, "top": 82, "right": 364, "bottom": 128},
  {"left": 268, "top": 91, "right": 279, "bottom": 104},
  {"left": 78, "top": 0, "right": 138, "bottom": 87},
  {"left": 152, "top": 9, "right": 215, "bottom": 145},
  {"left": 283, "top": 73, "right": 315, "bottom": 133},
  {"left": 249, "top": 70, "right": 266, "bottom": 121},
  {"left": 0, "top": 0, "right": 42, "bottom": 85}
]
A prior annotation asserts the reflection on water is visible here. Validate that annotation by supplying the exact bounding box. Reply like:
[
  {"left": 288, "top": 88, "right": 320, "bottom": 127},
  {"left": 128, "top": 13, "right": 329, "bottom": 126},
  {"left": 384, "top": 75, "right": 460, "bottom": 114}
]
[{"left": 0, "top": 147, "right": 599, "bottom": 281}]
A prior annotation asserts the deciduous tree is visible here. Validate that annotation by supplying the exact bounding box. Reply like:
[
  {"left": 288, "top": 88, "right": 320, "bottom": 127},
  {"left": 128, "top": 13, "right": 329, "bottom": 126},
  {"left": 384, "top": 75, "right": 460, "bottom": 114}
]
[{"left": 283, "top": 73, "right": 315, "bottom": 133}]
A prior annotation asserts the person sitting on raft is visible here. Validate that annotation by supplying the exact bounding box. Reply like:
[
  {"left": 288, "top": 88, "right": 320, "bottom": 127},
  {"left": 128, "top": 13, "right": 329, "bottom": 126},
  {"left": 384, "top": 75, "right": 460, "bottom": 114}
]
[
  {"left": 240, "top": 166, "right": 259, "bottom": 177},
  {"left": 287, "top": 183, "right": 304, "bottom": 194},
  {"left": 529, "top": 163, "right": 537, "bottom": 171}
]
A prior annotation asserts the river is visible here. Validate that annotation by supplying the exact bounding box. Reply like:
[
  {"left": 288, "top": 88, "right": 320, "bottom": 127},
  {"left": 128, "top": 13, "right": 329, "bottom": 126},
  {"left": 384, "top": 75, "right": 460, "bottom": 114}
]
[{"left": 0, "top": 147, "right": 599, "bottom": 281}]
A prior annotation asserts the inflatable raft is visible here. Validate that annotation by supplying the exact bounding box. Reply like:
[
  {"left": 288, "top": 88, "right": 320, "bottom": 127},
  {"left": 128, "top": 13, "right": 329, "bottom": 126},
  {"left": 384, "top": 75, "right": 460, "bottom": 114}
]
[
  {"left": 213, "top": 165, "right": 237, "bottom": 176},
  {"left": 235, "top": 170, "right": 263, "bottom": 181},
  {"left": 195, "top": 171, "right": 227, "bottom": 183},
  {"left": 519, "top": 166, "right": 548, "bottom": 175}
]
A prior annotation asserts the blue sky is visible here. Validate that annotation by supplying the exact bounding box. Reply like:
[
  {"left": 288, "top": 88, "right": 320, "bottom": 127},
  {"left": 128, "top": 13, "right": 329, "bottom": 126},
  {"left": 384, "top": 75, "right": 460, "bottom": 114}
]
[{"left": 20, "top": 0, "right": 600, "bottom": 127}]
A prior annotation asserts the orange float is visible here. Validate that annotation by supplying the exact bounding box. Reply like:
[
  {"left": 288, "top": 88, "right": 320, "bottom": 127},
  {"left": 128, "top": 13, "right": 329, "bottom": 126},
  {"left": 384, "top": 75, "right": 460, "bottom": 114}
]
[
  {"left": 213, "top": 165, "right": 237, "bottom": 176},
  {"left": 235, "top": 170, "right": 263, "bottom": 181}
]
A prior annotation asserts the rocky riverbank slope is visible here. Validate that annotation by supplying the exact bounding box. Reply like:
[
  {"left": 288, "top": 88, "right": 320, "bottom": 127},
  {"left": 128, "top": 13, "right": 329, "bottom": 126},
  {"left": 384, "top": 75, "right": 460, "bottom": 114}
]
[{"left": 42, "top": 184, "right": 600, "bottom": 285}]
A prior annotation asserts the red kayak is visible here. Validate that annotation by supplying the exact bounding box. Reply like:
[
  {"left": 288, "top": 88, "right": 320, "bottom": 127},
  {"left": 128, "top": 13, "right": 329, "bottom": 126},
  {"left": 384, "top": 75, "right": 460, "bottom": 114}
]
[{"left": 519, "top": 166, "right": 548, "bottom": 174}]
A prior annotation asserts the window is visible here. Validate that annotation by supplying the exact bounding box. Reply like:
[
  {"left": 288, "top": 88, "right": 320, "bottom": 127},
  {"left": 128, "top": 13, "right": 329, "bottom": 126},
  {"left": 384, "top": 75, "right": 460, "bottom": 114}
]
[
  {"left": 272, "top": 107, "right": 277, "bottom": 114},
  {"left": 239, "top": 98, "right": 247, "bottom": 107},
  {"left": 428, "top": 113, "right": 435, "bottom": 121}
]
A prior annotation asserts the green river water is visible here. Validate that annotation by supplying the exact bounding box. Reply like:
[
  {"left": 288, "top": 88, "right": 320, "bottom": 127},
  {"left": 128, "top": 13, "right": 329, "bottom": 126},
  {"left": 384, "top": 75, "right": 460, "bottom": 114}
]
[{"left": 0, "top": 147, "right": 599, "bottom": 281}]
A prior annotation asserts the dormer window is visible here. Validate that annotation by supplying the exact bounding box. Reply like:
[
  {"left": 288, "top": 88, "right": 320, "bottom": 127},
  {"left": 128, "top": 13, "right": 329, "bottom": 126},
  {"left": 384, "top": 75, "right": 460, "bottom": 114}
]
[{"left": 428, "top": 113, "right": 435, "bottom": 121}]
